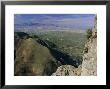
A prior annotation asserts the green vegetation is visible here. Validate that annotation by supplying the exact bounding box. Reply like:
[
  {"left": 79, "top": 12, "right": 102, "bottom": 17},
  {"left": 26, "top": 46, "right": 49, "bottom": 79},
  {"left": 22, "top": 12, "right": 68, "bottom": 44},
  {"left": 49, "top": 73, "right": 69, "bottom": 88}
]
[
  {"left": 24, "top": 30, "right": 86, "bottom": 57},
  {"left": 14, "top": 30, "right": 87, "bottom": 76},
  {"left": 36, "top": 30, "right": 86, "bottom": 57},
  {"left": 86, "top": 29, "right": 92, "bottom": 39},
  {"left": 14, "top": 32, "right": 30, "bottom": 39},
  {"left": 83, "top": 47, "right": 88, "bottom": 53}
]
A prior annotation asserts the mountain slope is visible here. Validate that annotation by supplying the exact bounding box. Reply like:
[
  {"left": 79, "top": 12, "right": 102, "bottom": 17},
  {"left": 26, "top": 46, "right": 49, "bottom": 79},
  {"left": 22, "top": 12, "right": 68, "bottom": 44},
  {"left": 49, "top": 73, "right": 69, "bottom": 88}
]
[{"left": 14, "top": 33, "right": 60, "bottom": 76}]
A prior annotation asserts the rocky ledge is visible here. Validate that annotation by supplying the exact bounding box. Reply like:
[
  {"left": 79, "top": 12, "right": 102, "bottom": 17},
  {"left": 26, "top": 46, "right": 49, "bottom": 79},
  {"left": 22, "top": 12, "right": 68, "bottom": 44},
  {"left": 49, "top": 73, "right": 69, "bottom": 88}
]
[{"left": 52, "top": 65, "right": 81, "bottom": 76}]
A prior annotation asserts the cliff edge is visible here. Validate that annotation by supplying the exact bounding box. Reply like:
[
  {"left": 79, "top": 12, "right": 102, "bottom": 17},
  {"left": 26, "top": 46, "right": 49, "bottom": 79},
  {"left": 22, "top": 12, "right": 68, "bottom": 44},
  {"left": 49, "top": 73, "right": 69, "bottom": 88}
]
[{"left": 81, "top": 16, "right": 97, "bottom": 76}]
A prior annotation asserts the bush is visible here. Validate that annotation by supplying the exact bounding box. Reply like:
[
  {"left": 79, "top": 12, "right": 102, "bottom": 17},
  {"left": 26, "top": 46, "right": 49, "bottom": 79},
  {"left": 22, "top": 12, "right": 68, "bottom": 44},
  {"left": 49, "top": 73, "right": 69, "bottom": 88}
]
[
  {"left": 86, "top": 29, "right": 92, "bottom": 39},
  {"left": 31, "top": 35, "right": 39, "bottom": 39},
  {"left": 84, "top": 47, "right": 88, "bottom": 53}
]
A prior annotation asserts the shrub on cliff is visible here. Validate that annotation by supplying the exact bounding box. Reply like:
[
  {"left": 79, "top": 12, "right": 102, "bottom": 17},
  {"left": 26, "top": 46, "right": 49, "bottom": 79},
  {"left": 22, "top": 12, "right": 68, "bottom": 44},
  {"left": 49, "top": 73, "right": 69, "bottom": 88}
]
[{"left": 86, "top": 29, "right": 92, "bottom": 39}]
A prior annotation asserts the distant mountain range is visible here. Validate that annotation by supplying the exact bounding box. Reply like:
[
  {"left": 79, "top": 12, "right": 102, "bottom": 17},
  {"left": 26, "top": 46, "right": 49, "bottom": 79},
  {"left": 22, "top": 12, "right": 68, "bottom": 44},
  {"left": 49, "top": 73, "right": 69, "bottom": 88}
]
[
  {"left": 14, "top": 22, "right": 86, "bottom": 30},
  {"left": 14, "top": 14, "right": 95, "bottom": 31},
  {"left": 14, "top": 22, "right": 94, "bottom": 30}
]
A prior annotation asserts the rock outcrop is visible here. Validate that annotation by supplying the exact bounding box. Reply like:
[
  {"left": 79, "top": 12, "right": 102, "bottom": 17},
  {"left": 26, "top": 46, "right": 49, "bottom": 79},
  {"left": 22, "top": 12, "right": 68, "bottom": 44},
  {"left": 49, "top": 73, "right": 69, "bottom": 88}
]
[
  {"left": 81, "top": 16, "right": 97, "bottom": 76},
  {"left": 52, "top": 65, "right": 81, "bottom": 76}
]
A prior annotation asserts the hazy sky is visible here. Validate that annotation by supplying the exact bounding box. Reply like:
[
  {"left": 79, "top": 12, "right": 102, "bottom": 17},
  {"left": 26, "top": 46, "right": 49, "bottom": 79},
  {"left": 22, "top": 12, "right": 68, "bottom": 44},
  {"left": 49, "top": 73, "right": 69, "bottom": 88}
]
[{"left": 14, "top": 14, "right": 95, "bottom": 30}]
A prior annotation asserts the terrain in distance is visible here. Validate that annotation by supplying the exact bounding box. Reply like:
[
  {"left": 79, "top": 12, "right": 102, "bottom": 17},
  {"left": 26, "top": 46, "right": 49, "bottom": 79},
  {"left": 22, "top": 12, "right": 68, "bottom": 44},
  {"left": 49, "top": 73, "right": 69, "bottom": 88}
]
[{"left": 14, "top": 14, "right": 96, "bottom": 76}]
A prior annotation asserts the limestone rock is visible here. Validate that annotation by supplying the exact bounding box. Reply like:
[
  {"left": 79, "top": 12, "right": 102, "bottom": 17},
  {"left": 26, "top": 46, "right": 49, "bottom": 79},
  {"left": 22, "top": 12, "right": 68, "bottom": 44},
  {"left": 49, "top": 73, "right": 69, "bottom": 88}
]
[
  {"left": 81, "top": 16, "right": 97, "bottom": 76},
  {"left": 81, "top": 38, "right": 97, "bottom": 76},
  {"left": 52, "top": 65, "right": 81, "bottom": 76}
]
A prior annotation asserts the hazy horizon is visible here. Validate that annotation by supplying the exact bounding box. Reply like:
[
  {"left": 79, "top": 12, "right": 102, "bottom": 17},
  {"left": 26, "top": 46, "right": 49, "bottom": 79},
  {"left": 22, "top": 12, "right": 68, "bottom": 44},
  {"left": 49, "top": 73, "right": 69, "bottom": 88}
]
[{"left": 14, "top": 14, "right": 95, "bottom": 31}]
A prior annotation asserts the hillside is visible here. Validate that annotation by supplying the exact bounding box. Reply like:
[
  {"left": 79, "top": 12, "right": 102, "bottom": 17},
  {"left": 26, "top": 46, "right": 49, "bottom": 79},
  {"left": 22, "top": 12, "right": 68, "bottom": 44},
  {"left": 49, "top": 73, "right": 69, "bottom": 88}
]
[
  {"left": 14, "top": 32, "right": 60, "bottom": 76},
  {"left": 14, "top": 31, "right": 85, "bottom": 76},
  {"left": 14, "top": 23, "right": 96, "bottom": 76},
  {"left": 14, "top": 14, "right": 95, "bottom": 76}
]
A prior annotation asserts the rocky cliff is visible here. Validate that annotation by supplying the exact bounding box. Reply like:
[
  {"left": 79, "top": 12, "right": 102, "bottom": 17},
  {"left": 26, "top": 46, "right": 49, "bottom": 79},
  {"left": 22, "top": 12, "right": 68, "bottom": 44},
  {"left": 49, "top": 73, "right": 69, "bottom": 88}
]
[{"left": 81, "top": 16, "right": 97, "bottom": 76}]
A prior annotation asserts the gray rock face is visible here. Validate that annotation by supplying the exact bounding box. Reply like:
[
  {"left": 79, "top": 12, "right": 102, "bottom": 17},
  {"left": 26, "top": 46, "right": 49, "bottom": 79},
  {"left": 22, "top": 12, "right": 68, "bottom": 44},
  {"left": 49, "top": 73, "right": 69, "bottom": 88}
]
[
  {"left": 81, "top": 16, "right": 97, "bottom": 76},
  {"left": 52, "top": 65, "right": 81, "bottom": 76},
  {"left": 81, "top": 38, "right": 97, "bottom": 76}
]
